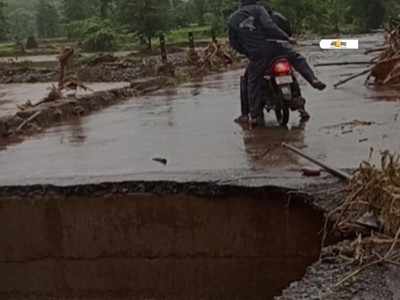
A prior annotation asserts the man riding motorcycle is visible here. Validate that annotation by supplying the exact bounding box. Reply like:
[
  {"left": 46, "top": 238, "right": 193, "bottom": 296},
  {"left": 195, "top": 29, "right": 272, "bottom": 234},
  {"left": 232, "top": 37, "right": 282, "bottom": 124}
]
[{"left": 228, "top": 0, "right": 326, "bottom": 126}]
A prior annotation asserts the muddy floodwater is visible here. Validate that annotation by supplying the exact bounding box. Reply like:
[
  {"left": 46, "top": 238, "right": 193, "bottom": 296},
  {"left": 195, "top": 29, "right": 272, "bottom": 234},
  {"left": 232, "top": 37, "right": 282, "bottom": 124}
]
[
  {"left": 0, "top": 33, "right": 399, "bottom": 186},
  {"left": 0, "top": 82, "right": 129, "bottom": 118},
  {"left": 0, "top": 186, "right": 323, "bottom": 300}
]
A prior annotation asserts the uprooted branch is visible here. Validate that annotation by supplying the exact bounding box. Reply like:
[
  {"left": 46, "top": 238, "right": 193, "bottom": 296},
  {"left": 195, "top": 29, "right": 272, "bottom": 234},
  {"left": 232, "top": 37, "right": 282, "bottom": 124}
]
[
  {"left": 335, "top": 21, "right": 400, "bottom": 88},
  {"left": 329, "top": 150, "right": 400, "bottom": 288}
]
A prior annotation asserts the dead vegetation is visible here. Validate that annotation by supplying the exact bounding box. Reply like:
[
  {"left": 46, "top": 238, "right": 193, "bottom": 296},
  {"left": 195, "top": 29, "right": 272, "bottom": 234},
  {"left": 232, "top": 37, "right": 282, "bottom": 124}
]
[
  {"left": 187, "top": 41, "right": 234, "bottom": 71},
  {"left": 326, "top": 150, "right": 400, "bottom": 287},
  {"left": 335, "top": 20, "right": 400, "bottom": 88},
  {"left": 368, "top": 21, "right": 400, "bottom": 87}
]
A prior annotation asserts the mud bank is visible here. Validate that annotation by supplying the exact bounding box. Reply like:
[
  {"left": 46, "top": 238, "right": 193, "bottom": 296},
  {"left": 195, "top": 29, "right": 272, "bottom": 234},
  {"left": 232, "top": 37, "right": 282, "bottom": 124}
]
[
  {"left": 0, "top": 63, "right": 57, "bottom": 84},
  {"left": 0, "top": 49, "right": 229, "bottom": 84},
  {"left": 279, "top": 182, "right": 400, "bottom": 300},
  {"left": 0, "top": 182, "right": 323, "bottom": 300},
  {"left": 0, "top": 77, "right": 175, "bottom": 146}
]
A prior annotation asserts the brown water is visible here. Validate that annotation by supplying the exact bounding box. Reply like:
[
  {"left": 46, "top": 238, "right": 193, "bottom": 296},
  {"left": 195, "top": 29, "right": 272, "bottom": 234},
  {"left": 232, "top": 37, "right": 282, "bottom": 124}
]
[
  {"left": 0, "top": 188, "right": 323, "bottom": 300},
  {"left": 0, "top": 34, "right": 400, "bottom": 185}
]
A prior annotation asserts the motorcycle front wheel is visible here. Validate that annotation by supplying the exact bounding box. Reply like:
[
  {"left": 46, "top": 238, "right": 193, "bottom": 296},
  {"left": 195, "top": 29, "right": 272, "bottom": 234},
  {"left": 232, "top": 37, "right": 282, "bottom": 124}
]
[{"left": 274, "top": 100, "right": 290, "bottom": 126}]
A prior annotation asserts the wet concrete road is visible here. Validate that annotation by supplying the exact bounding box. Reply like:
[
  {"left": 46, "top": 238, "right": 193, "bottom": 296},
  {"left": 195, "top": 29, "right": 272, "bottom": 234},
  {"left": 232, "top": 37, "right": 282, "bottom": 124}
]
[
  {"left": 0, "top": 34, "right": 399, "bottom": 186},
  {"left": 0, "top": 82, "right": 129, "bottom": 117}
]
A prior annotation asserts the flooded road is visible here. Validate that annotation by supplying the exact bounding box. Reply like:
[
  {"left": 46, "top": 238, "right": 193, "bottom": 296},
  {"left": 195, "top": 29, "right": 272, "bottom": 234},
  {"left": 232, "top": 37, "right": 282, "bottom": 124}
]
[
  {"left": 0, "top": 82, "right": 129, "bottom": 117},
  {"left": 0, "top": 34, "right": 399, "bottom": 185}
]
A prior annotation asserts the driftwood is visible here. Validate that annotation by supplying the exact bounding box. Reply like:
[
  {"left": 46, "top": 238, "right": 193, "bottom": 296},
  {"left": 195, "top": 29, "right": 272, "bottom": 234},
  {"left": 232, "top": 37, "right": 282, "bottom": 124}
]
[
  {"left": 328, "top": 151, "right": 400, "bottom": 288},
  {"left": 58, "top": 47, "right": 74, "bottom": 90},
  {"left": 315, "top": 61, "right": 372, "bottom": 67},
  {"left": 334, "top": 69, "right": 371, "bottom": 88},
  {"left": 16, "top": 111, "right": 41, "bottom": 132},
  {"left": 367, "top": 23, "right": 400, "bottom": 87},
  {"left": 282, "top": 143, "right": 351, "bottom": 181},
  {"left": 364, "top": 46, "right": 387, "bottom": 55}
]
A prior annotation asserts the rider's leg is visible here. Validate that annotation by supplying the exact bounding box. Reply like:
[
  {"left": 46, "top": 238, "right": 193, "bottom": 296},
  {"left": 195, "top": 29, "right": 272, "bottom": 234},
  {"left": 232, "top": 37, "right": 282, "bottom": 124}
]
[
  {"left": 235, "top": 69, "right": 250, "bottom": 123},
  {"left": 274, "top": 44, "right": 326, "bottom": 90},
  {"left": 247, "top": 57, "right": 270, "bottom": 124}
]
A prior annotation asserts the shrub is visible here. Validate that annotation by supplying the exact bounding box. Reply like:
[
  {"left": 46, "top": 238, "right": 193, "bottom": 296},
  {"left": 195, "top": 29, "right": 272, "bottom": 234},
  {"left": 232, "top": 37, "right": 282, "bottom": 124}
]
[{"left": 65, "top": 17, "right": 117, "bottom": 52}]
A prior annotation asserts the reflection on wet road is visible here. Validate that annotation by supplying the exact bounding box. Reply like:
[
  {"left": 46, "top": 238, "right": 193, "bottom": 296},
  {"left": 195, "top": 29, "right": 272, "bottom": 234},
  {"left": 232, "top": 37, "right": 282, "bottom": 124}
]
[{"left": 0, "top": 34, "right": 399, "bottom": 185}]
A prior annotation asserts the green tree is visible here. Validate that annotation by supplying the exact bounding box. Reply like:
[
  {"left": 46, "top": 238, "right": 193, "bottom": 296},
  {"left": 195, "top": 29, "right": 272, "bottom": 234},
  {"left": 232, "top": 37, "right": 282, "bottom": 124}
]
[
  {"left": 36, "top": 0, "right": 61, "bottom": 38},
  {"left": 62, "top": 0, "right": 92, "bottom": 21},
  {"left": 118, "top": 0, "right": 172, "bottom": 49},
  {"left": 99, "top": 0, "right": 112, "bottom": 18},
  {"left": 190, "top": 0, "right": 209, "bottom": 25},
  {"left": 8, "top": 8, "right": 35, "bottom": 41},
  {"left": 0, "top": 0, "right": 7, "bottom": 40}
]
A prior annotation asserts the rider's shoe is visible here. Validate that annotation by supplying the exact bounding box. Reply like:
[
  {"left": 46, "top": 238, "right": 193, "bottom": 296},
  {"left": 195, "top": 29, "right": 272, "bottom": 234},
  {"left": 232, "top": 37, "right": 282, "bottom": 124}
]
[
  {"left": 311, "top": 79, "right": 327, "bottom": 91},
  {"left": 299, "top": 109, "right": 310, "bottom": 122},
  {"left": 250, "top": 115, "right": 265, "bottom": 127},
  {"left": 234, "top": 115, "right": 249, "bottom": 124}
]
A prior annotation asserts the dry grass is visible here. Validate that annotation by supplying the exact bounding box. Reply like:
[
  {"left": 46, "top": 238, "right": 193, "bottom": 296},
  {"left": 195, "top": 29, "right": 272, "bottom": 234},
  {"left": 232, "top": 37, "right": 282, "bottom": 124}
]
[
  {"left": 369, "top": 22, "right": 400, "bottom": 87},
  {"left": 329, "top": 150, "right": 400, "bottom": 287}
]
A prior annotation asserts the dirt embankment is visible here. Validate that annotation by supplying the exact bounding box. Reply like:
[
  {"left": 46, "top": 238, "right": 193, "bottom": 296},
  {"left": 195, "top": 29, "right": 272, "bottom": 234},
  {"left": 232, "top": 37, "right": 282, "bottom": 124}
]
[
  {"left": 0, "top": 62, "right": 57, "bottom": 83},
  {"left": 0, "top": 44, "right": 236, "bottom": 84}
]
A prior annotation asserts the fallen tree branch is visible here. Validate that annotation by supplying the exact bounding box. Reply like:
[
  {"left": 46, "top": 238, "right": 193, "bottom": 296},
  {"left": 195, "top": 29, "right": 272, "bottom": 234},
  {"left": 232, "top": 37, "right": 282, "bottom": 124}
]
[
  {"left": 364, "top": 47, "right": 387, "bottom": 55},
  {"left": 282, "top": 143, "right": 351, "bottom": 181},
  {"left": 315, "top": 61, "right": 372, "bottom": 67},
  {"left": 334, "top": 69, "right": 371, "bottom": 88},
  {"left": 16, "top": 111, "right": 41, "bottom": 132}
]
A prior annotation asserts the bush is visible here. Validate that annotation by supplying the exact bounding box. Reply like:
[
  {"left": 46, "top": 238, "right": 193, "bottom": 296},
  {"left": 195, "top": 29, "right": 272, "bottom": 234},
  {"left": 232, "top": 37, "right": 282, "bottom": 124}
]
[
  {"left": 25, "top": 36, "right": 38, "bottom": 49},
  {"left": 82, "top": 28, "right": 116, "bottom": 52},
  {"left": 65, "top": 17, "right": 117, "bottom": 52}
]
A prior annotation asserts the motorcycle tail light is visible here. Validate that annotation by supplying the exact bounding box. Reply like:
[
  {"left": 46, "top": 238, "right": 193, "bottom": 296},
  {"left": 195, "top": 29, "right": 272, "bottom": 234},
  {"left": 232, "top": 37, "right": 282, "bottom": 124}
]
[{"left": 273, "top": 60, "right": 292, "bottom": 76}]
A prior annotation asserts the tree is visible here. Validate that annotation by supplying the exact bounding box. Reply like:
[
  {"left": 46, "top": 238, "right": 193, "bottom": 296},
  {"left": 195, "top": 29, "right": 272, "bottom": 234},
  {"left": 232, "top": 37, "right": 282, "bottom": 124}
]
[
  {"left": 8, "top": 8, "right": 35, "bottom": 42},
  {"left": 36, "top": 0, "right": 61, "bottom": 38},
  {"left": 99, "top": 0, "right": 112, "bottom": 18},
  {"left": 0, "top": 0, "right": 7, "bottom": 41},
  {"left": 62, "top": 0, "right": 92, "bottom": 22},
  {"left": 190, "top": 0, "right": 209, "bottom": 25},
  {"left": 118, "top": 0, "right": 172, "bottom": 49}
]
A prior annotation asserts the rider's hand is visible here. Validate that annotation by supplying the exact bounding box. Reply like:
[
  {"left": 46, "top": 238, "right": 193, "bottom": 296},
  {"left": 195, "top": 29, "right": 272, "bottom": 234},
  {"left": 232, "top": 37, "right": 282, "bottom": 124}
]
[{"left": 288, "top": 37, "right": 297, "bottom": 45}]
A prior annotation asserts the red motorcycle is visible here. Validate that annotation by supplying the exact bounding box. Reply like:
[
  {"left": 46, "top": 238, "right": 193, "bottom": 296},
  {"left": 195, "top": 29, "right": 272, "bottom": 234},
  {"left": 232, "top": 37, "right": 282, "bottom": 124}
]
[{"left": 241, "top": 57, "right": 306, "bottom": 126}]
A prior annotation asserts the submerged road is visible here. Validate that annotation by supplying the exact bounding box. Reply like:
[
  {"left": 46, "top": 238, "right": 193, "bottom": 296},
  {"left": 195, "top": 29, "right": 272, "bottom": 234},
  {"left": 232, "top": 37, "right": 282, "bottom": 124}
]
[{"left": 0, "top": 34, "right": 399, "bottom": 186}]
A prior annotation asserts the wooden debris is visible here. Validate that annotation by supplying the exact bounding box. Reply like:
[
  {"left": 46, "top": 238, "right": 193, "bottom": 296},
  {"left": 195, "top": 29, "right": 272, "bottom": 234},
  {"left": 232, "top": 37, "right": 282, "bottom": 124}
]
[
  {"left": 201, "top": 41, "right": 234, "bottom": 70},
  {"left": 282, "top": 143, "right": 351, "bottom": 181},
  {"left": 367, "top": 21, "right": 400, "bottom": 87},
  {"left": 16, "top": 111, "right": 41, "bottom": 132},
  {"left": 329, "top": 151, "right": 400, "bottom": 288},
  {"left": 364, "top": 46, "right": 387, "bottom": 55},
  {"left": 61, "top": 79, "right": 93, "bottom": 95},
  {"left": 17, "top": 84, "right": 62, "bottom": 110},
  {"left": 58, "top": 47, "right": 74, "bottom": 91},
  {"left": 315, "top": 61, "right": 372, "bottom": 67},
  {"left": 334, "top": 69, "right": 371, "bottom": 88},
  {"left": 302, "top": 168, "right": 322, "bottom": 177}
]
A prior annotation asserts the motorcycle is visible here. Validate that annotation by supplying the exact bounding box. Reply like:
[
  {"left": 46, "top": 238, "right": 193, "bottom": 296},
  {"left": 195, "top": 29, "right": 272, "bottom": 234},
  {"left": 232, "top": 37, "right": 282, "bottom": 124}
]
[{"left": 240, "top": 56, "right": 307, "bottom": 126}]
